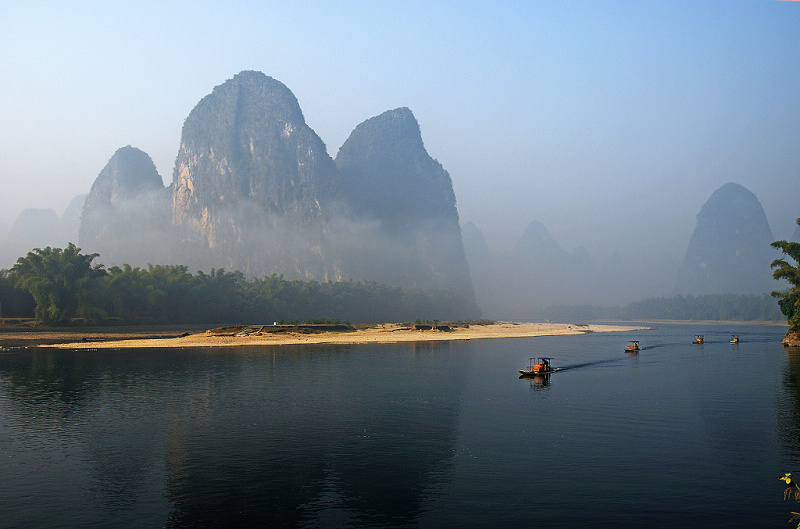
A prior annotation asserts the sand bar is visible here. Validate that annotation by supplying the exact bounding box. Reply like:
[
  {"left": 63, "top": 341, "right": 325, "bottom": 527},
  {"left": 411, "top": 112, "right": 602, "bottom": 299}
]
[{"left": 13, "top": 322, "right": 649, "bottom": 350}]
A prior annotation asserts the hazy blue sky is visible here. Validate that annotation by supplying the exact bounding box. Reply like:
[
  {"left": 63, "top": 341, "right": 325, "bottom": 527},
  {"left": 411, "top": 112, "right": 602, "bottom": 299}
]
[{"left": 2, "top": 1, "right": 798, "bottom": 262}]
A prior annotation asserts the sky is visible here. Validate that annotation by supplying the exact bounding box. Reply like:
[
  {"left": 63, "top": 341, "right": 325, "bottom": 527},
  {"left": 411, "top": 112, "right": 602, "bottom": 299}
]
[{"left": 1, "top": 0, "right": 799, "bottom": 264}]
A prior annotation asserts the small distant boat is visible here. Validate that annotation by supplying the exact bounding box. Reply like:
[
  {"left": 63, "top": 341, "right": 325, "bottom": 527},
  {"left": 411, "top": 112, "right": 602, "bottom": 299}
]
[
  {"left": 693, "top": 335, "right": 704, "bottom": 344},
  {"left": 730, "top": 335, "right": 740, "bottom": 344},
  {"left": 625, "top": 340, "right": 640, "bottom": 353},
  {"left": 519, "top": 357, "right": 555, "bottom": 376}
]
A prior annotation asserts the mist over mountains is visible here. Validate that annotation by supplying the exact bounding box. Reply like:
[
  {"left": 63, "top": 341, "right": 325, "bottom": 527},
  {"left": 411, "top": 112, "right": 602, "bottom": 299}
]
[
  {"left": 1, "top": 71, "right": 478, "bottom": 312},
  {"left": 170, "top": 71, "right": 342, "bottom": 281},
  {"left": 2, "top": 194, "right": 86, "bottom": 265},
  {"left": 79, "top": 145, "right": 171, "bottom": 266},
  {"left": 463, "top": 182, "right": 783, "bottom": 319},
  {"left": 335, "top": 107, "right": 472, "bottom": 299},
  {"left": 0, "top": 71, "right": 791, "bottom": 320},
  {"left": 463, "top": 220, "right": 677, "bottom": 319}
]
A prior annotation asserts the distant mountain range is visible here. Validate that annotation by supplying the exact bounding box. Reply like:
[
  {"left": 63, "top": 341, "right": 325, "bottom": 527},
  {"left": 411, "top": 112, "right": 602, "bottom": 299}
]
[
  {"left": 462, "top": 219, "right": 677, "bottom": 318},
  {"left": 0, "top": 71, "right": 793, "bottom": 319},
  {"left": 463, "top": 182, "right": 785, "bottom": 318},
  {"left": 2, "top": 195, "right": 85, "bottom": 265}
]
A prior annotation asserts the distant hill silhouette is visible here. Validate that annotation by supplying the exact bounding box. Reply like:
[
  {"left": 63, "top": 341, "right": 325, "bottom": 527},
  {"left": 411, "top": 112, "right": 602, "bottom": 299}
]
[
  {"left": 1, "top": 198, "right": 87, "bottom": 269},
  {"left": 676, "top": 182, "right": 776, "bottom": 295},
  {"left": 2, "top": 209, "right": 64, "bottom": 267},
  {"left": 462, "top": 218, "right": 681, "bottom": 318}
]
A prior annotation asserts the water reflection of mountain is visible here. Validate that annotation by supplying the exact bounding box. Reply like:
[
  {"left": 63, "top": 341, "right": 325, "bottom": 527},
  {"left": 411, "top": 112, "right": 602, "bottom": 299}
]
[
  {"left": 0, "top": 349, "right": 174, "bottom": 526},
  {"left": 779, "top": 348, "right": 800, "bottom": 457},
  {"left": 1, "top": 344, "right": 469, "bottom": 527},
  {"left": 163, "top": 343, "right": 467, "bottom": 527},
  {"left": 0, "top": 349, "right": 104, "bottom": 416}
]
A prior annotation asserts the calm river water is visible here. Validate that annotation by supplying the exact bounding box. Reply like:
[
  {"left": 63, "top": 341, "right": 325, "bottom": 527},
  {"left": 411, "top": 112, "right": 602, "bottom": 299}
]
[{"left": 1, "top": 324, "right": 798, "bottom": 528}]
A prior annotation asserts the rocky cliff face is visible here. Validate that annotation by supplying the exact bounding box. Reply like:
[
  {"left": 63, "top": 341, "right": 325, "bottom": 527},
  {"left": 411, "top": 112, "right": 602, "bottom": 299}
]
[
  {"left": 336, "top": 108, "right": 455, "bottom": 221},
  {"left": 79, "top": 145, "right": 170, "bottom": 266},
  {"left": 61, "top": 194, "right": 86, "bottom": 244},
  {"left": 676, "top": 182, "right": 776, "bottom": 295},
  {"left": 783, "top": 328, "right": 800, "bottom": 347},
  {"left": 171, "top": 71, "right": 342, "bottom": 278},
  {"left": 335, "top": 108, "right": 475, "bottom": 301},
  {"left": 74, "top": 72, "right": 478, "bottom": 312}
]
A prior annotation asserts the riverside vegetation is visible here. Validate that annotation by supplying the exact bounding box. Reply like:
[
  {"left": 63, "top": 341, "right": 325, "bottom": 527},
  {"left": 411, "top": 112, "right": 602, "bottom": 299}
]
[
  {"left": 0, "top": 238, "right": 795, "bottom": 328},
  {"left": 771, "top": 217, "right": 800, "bottom": 345},
  {"left": 0, "top": 244, "right": 476, "bottom": 326}
]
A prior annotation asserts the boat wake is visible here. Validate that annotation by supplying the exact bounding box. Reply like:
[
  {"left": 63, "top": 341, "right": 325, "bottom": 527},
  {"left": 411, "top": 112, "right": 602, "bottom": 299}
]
[
  {"left": 557, "top": 357, "right": 625, "bottom": 371},
  {"left": 637, "top": 342, "right": 681, "bottom": 351}
]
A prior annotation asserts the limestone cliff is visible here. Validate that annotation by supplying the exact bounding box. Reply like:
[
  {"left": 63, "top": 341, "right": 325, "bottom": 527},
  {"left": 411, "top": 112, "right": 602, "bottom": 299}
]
[
  {"left": 75, "top": 72, "right": 478, "bottom": 314},
  {"left": 78, "top": 146, "right": 170, "bottom": 266},
  {"left": 171, "top": 71, "right": 341, "bottom": 278},
  {"left": 61, "top": 194, "right": 86, "bottom": 244},
  {"left": 335, "top": 108, "right": 475, "bottom": 302}
]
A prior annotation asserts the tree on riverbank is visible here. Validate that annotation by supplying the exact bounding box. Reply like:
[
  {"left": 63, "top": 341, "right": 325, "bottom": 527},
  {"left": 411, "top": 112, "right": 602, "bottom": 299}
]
[
  {"left": 771, "top": 218, "right": 800, "bottom": 331},
  {"left": 9, "top": 244, "right": 106, "bottom": 325}
]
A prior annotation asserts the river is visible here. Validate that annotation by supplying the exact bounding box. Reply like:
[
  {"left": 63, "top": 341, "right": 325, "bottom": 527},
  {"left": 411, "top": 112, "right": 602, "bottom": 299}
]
[{"left": 0, "top": 324, "right": 796, "bottom": 528}]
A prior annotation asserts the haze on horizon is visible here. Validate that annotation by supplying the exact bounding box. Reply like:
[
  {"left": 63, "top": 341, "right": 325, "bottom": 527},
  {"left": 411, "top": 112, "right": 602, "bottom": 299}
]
[{"left": 1, "top": 2, "right": 798, "bottom": 296}]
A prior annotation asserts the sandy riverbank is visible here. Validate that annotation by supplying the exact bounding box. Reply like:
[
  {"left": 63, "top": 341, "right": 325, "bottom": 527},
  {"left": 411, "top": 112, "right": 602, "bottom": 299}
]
[{"left": 14, "top": 322, "right": 648, "bottom": 350}]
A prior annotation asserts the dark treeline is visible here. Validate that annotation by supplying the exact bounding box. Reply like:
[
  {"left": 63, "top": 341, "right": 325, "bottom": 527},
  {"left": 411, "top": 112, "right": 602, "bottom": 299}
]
[
  {"left": 0, "top": 270, "right": 35, "bottom": 318},
  {"left": 0, "top": 244, "right": 480, "bottom": 325},
  {"left": 540, "top": 293, "right": 783, "bottom": 323},
  {"left": 2, "top": 245, "right": 788, "bottom": 327},
  {"left": 622, "top": 293, "right": 783, "bottom": 321}
]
